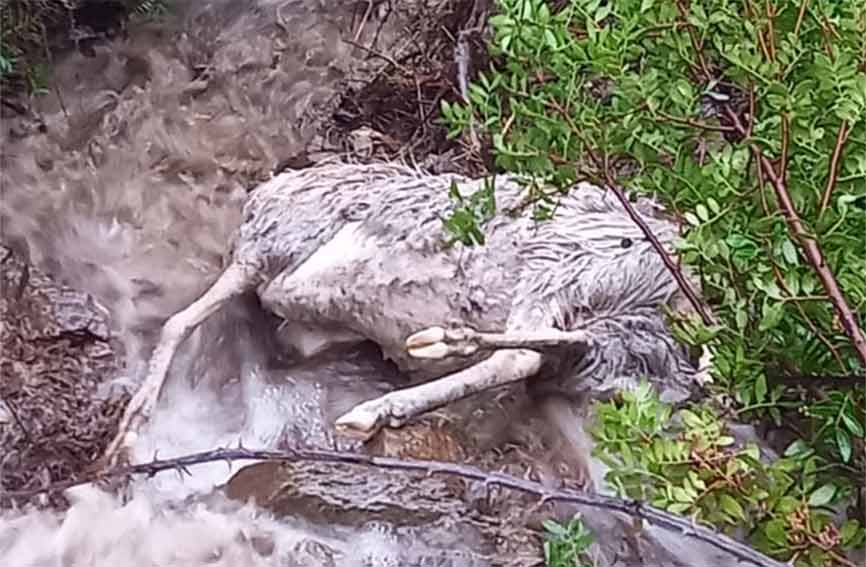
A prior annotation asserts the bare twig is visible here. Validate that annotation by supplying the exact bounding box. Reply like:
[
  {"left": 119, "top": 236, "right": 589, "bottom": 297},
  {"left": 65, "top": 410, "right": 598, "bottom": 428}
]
[
  {"left": 758, "top": 150, "right": 866, "bottom": 366},
  {"left": 455, "top": 30, "right": 471, "bottom": 103},
  {"left": 673, "top": 0, "right": 713, "bottom": 80},
  {"left": 794, "top": 0, "right": 809, "bottom": 38},
  {"left": 0, "top": 395, "right": 32, "bottom": 444},
  {"left": 819, "top": 120, "right": 850, "bottom": 217},
  {"left": 780, "top": 113, "right": 790, "bottom": 185},
  {"left": 827, "top": 549, "right": 859, "bottom": 567},
  {"left": 601, "top": 176, "right": 714, "bottom": 327},
  {"left": 0, "top": 446, "right": 788, "bottom": 567},
  {"left": 753, "top": 170, "right": 846, "bottom": 368},
  {"left": 744, "top": 0, "right": 772, "bottom": 62},
  {"left": 746, "top": 84, "right": 756, "bottom": 138},
  {"left": 764, "top": 0, "right": 777, "bottom": 62},
  {"left": 455, "top": 27, "right": 480, "bottom": 152},
  {"left": 342, "top": 38, "right": 409, "bottom": 74},
  {"left": 353, "top": 0, "right": 376, "bottom": 42},
  {"left": 656, "top": 110, "right": 736, "bottom": 133}
]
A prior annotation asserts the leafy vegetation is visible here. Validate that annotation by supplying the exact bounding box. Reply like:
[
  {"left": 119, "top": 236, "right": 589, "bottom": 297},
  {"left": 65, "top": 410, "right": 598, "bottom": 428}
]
[
  {"left": 442, "top": 178, "right": 499, "bottom": 245},
  {"left": 130, "top": 0, "right": 172, "bottom": 21},
  {"left": 0, "top": 0, "right": 171, "bottom": 99},
  {"left": 440, "top": 0, "right": 865, "bottom": 564},
  {"left": 594, "top": 383, "right": 864, "bottom": 565},
  {"left": 542, "top": 515, "right": 594, "bottom": 567},
  {"left": 0, "top": 0, "right": 65, "bottom": 92}
]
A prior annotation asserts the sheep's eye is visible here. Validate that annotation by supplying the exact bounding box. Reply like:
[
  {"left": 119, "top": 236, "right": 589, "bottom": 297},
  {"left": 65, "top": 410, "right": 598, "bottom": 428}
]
[{"left": 620, "top": 237, "right": 633, "bottom": 249}]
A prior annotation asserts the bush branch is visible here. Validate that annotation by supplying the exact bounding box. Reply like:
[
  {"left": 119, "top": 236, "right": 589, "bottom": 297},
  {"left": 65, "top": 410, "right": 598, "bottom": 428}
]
[
  {"left": 0, "top": 446, "right": 787, "bottom": 567},
  {"left": 819, "top": 120, "right": 850, "bottom": 217},
  {"left": 756, "top": 149, "right": 866, "bottom": 366},
  {"left": 723, "top": 105, "right": 866, "bottom": 367}
]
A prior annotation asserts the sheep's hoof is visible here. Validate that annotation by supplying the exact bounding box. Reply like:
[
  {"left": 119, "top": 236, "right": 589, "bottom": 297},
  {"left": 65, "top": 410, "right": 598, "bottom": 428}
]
[
  {"left": 87, "top": 428, "right": 138, "bottom": 495},
  {"left": 334, "top": 403, "right": 384, "bottom": 441},
  {"left": 405, "top": 326, "right": 479, "bottom": 359},
  {"left": 334, "top": 396, "right": 406, "bottom": 441}
]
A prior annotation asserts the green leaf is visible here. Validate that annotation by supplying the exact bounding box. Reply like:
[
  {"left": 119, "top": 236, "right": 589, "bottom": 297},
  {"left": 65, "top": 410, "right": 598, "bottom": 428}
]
[
  {"left": 781, "top": 240, "right": 798, "bottom": 265},
  {"left": 764, "top": 520, "right": 788, "bottom": 548},
  {"left": 680, "top": 409, "right": 703, "bottom": 429},
  {"left": 707, "top": 197, "right": 720, "bottom": 215},
  {"left": 696, "top": 204, "right": 709, "bottom": 222},
  {"left": 807, "top": 483, "right": 836, "bottom": 507},
  {"left": 544, "top": 29, "right": 558, "bottom": 50},
  {"left": 742, "top": 443, "right": 761, "bottom": 462},
  {"left": 783, "top": 439, "right": 809, "bottom": 457},
  {"left": 802, "top": 457, "right": 817, "bottom": 493},
  {"left": 719, "top": 493, "right": 745, "bottom": 521},
  {"left": 835, "top": 428, "right": 853, "bottom": 463},
  {"left": 735, "top": 305, "right": 748, "bottom": 331},
  {"left": 684, "top": 212, "right": 701, "bottom": 226},
  {"left": 776, "top": 495, "right": 800, "bottom": 514},
  {"left": 840, "top": 408, "right": 865, "bottom": 437},
  {"left": 754, "top": 374, "right": 767, "bottom": 403},
  {"left": 841, "top": 519, "right": 862, "bottom": 545},
  {"left": 595, "top": 3, "right": 612, "bottom": 22},
  {"left": 543, "top": 519, "right": 567, "bottom": 537},
  {"left": 759, "top": 302, "right": 784, "bottom": 331},
  {"left": 672, "top": 486, "right": 694, "bottom": 503}
]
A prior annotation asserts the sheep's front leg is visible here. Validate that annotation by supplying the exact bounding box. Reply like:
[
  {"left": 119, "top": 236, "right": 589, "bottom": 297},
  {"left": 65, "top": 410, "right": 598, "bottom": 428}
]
[
  {"left": 334, "top": 349, "right": 542, "bottom": 439},
  {"left": 97, "top": 263, "right": 259, "bottom": 470},
  {"left": 406, "top": 325, "right": 591, "bottom": 359}
]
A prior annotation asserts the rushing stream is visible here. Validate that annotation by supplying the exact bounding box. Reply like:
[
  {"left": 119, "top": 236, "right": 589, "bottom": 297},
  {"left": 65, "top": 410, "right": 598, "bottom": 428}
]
[{"left": 0, "top": 1, "right": 555, "bottom": 565}]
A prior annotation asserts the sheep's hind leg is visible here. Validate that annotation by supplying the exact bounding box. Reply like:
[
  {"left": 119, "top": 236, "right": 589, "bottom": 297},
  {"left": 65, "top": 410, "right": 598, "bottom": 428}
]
[
  {"left": 334, "top": 349, "right": 543, "bottom": 440},
  {"left": 406, "top": 325, "right": 591, "bottom": 359},
  {"left": 97, "top": 263, "right": 261, "bottom": 470}
]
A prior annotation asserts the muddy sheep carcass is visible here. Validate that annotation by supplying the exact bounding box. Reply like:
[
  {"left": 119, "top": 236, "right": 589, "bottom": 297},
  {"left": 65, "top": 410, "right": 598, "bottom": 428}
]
[{"left": 100, "top": 160, "right": 706, "bottom": 488}]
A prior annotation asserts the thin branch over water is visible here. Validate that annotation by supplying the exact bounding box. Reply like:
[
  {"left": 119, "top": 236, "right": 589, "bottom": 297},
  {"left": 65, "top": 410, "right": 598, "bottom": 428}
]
[{"left": 1, "top": 445, "right": 787, "bottom": 567}]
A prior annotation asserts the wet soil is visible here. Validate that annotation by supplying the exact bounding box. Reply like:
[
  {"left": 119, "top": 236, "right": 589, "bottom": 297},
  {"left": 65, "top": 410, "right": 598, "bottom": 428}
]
[
  {"left": 324, "top": 0, "right": 493, "bottom": 174},
  {"left": 0, "top": 246, "right": 127, "bottom": 505}
]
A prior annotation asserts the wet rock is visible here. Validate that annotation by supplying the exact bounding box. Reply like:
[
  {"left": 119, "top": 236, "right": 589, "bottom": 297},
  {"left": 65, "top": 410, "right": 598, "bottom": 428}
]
[
  {"left": 0, "top": 246, "right": 113, "bottom": 342},
  {"left": 223, "top": 461, "right": 542, "bottom": 567},
  {"left": 287, "top": 539, "right": 336, "bottom": 567}
]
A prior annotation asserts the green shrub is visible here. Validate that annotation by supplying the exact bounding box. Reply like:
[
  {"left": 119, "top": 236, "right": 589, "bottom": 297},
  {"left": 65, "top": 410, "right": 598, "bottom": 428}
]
[
  {"left": 441, "top": 0, "right": 864, "bottom": 485},
  {"left": 441, "top": 1, "right": 865, "bottom": 564},
  {"left": 593, "top": 382, "right": 865, "bottom": 566},
  {"left": 543, "top": 515, "right": 595, "bottom": 567}
]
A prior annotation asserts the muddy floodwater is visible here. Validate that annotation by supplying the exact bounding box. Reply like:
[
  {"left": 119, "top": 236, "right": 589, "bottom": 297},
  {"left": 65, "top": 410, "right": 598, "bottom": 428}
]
[
  {"left": 0, "top": 1, "right": 560, "bottom": 565},
  {"left": 0, "top": 1, "right": 793, "bottom": 566}
]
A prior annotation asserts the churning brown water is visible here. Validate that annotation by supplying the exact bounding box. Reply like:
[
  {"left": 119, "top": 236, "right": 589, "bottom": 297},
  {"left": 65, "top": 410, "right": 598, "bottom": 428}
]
[{"left": 0, "top": 1, "right": 504, "bottom": 564}]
